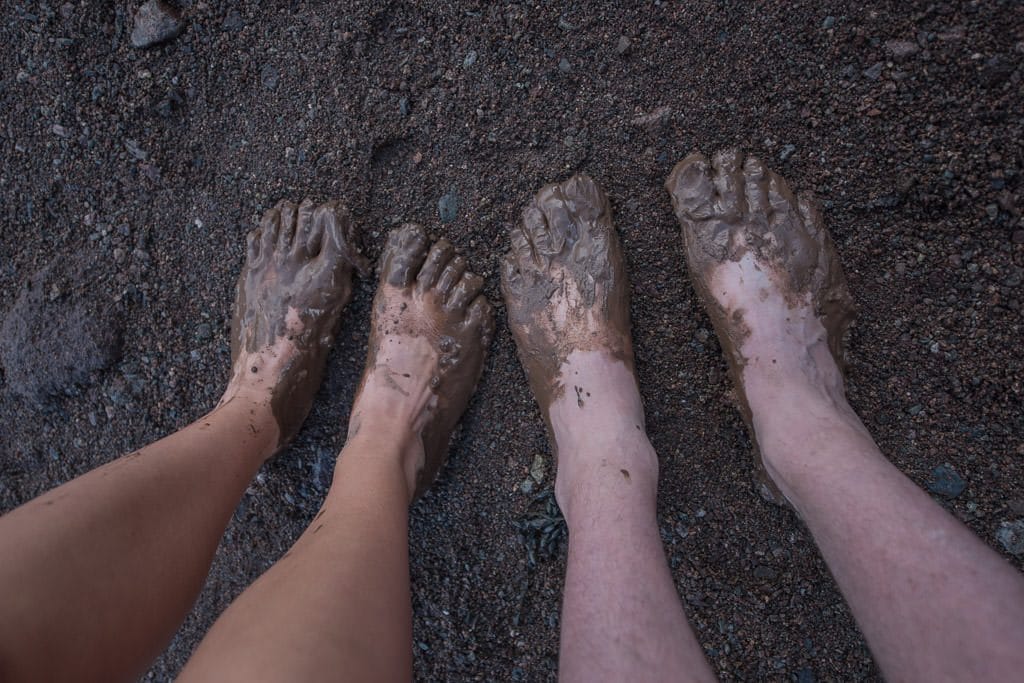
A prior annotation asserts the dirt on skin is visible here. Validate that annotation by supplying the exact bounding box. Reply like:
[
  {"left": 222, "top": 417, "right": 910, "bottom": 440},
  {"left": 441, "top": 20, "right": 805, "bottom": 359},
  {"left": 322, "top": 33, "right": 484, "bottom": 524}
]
[
  {"left": 356, "top": 224, "right": 494, "bottom": 500},
  {"left": 230, "top": 199, "right": 369, "bottom": 448},
  {"left": 666, "top": 149, "right": 856, "bottom": 504},
  {"left": 501, "top": 174, "right": 634, "bottom": 438},
  {"left": 1, "top": 2, "right": 1022, "bottom": 681}
]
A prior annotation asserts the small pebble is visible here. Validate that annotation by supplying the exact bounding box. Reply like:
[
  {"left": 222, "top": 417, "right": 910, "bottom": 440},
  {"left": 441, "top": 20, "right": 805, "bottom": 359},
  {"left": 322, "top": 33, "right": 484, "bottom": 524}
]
[
  {"left": 438, "top": 190, "right": 459, "bottom": 223},
  {"left": 615, "top": 35, "right": 632, "bottom": 55},
  {"left": 558, "top": 57, "right": 572, "bottom": 73},
  {"left": 996, "top": 520, "right": 1024, "bottom": 556},
  {"left": 260, "top": 64, "right": 280, "bottom": 90},
  {"left": 821, "top": 16, "right": 835, "bottom": 29},
  {"left": 130, "top": 0, "right": 184, "bottom": 49},
  {"left": 927, "top": 464, "right": 966, "bottom": 498}
]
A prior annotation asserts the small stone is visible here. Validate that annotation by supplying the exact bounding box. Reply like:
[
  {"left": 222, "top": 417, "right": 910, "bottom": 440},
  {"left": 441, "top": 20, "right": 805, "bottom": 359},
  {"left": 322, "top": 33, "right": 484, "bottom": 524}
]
[
  {"left": 260, "top": 64, "right": 280, "bottom": 90},
  {"left": 821, "top": 16, "right": 835, "bottom": 29},
  {"left": 519, "top": 478, "right": 535, "bottom": 495},
  {"left": 558, "top": 57, "right": 572, "bottom": 73},
  {"left": 615, "top": 35, "right": 632, "bottom": 55},
  {"left": 51, "top": 124, "right": 69, "bottom": 138},
  {"left": 123, "top": 138, "right": 147, "bottom": 161},
  {"left": 631, "top": 105, "right": 672, "bottom": 131},
  {"left": 996, "top": 520, "right": 1024, "bottom": 556},
  {"left": 195, "top": 322, "right": 212, "bottom": 341},
  {"left": 438, "top": 190, "right": 459, "bottom": 223},
  {"left": 462, "top": 50, "right": 477, "bottom": 68},
  {"left": 753, "top": 565, "right": 777, "bottom": 580},
  {"left": 885, "top": 39, "right": 920, "bottom": 60},
  {"left": 130, "top": 0, "right": 184, "bottom": 49},
  {"left": 863, "top": 62, "right": 884, "bottom": 80},
  {"left": 928, "top": 464, "right": 966, "bottom": 498},
  {"left": 221, "top": 9, "right": 243, "bottom": 32},
  {"left": 530, "top": 454, "right": 547, "bottom": 483},
  {"left": 399, "top": 97, "right": 409, "bottom": 116},
  {"left": 779, "top": 144, "right": 797, "bottom": 161},
  {"left": 907, "top": 404, "right": 923, "bottom": 416},
  {"left": 557, "top": 17, "right": 575, "bottom": 31}
]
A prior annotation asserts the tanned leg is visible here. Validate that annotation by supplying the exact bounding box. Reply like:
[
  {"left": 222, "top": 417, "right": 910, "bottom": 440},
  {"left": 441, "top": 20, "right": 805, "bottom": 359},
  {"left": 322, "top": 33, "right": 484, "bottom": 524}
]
[
  {"left": 0, "top": 200, "right": 367, "bottom": 683},
  {"left": 179, "top": 224, "right": 493, "bottom": 683},
  {"left": 502, "top": 176, "right": 717, "bottom": 683},
  {"left": 667, "top": 149, "right": 1024, "bottom": 681}
]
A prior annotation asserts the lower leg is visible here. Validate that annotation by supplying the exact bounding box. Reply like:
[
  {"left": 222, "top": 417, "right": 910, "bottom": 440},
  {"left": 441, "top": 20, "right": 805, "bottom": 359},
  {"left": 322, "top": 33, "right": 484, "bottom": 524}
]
[
  {"left": 750, "top": 371, "right": 1024, "bottom": 681},
  {"left": 0, "top": 386, "right": 275, "bottom": 682},
  {"left": 180, "top": 428, "right": 416, "bottom": 683},
  {"left": 554, "top": 353, "right": 716, "bottom": 683}
]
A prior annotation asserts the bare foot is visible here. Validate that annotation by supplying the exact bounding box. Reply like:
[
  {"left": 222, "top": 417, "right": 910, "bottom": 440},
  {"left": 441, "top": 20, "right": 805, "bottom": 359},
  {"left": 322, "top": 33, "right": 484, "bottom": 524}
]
[
  {"left": 502, "top": 175, "right": 652, "bottom": 513},
  {"left": 665, "top": 149, "right": 855, "bottom": 503},
  {"left": 348, "top": 224, "right": 494, "bottom": 502},
  {"left": 224, "top": 199, "right": 370, "bottom": 452}
]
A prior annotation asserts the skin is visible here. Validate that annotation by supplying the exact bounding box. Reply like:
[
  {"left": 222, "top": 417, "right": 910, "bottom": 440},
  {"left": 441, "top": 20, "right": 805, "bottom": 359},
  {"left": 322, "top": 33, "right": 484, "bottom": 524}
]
[
  {"left": 179, "top": 223, "right": 494, "bottom": 681},
  {"left": 0, "top": 199, "right": 366, "bottom": 682},
  {"left": 666, "top": 149, "right": 1024, "bottom": 681},
  {"left": 502, "top": 174, "right": 717, "bottom": 683}
]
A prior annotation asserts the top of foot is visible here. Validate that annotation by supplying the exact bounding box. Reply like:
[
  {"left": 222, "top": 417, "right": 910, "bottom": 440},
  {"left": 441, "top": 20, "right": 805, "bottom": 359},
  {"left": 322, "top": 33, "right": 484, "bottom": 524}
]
[
  {"left": 228, "top": 199, "right": 370, "bottom": 450},
  {"left": 350, "top": 224, "right": 494, "bottom": 501},
  {"left": 665, "top": 149, "right": 855, "bottom": 503},
  {"left": 500, "top": 174, "right": 634, "bottom": 418}
]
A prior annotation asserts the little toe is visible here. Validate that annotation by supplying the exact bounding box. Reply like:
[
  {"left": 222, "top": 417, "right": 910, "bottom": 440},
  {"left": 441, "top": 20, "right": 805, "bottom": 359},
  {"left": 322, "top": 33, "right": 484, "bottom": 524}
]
[
  {"left": 711, "top": 148, "right": 747, "bottom": 218},
  {"left": 321, "top": 201, "right": 371, "bottom": 275},
  {"left": 767, "top": 169, "right": 799, "bottom": 215},
  {"left": 292, "top": 199, "right": 317, "bottom": 257},
  {"left": 381, "top": 224, "right": 430, "bottom": 287},
  {"left": 743, "top": 155, "right": 770, "bottom": 216},
  {"left": 665, "top": 151, "right": 715, "bottom": 221},
  {"left": 416, "top": 239, "right": 456, "bottom": 292},
  {"left": 276, "top": 200, "right": 298, "bottom": 252},
  {"left": 259, "top": 205, "right": 281, "bottom": 255},
  {"left": 246, "top": 227, "right": 261, "bottom": 264},
  {"left": 445, "top": 272, "right": 485, "bottom": 312},
  {"left": 797, "top": 192, "right": 825, "bottom": 239},
  {"left": 435, "top": 255, "right": 467, "bottom": 297},
  {"left": 465, "top": 295, "right": 496, "bottom": 347}
]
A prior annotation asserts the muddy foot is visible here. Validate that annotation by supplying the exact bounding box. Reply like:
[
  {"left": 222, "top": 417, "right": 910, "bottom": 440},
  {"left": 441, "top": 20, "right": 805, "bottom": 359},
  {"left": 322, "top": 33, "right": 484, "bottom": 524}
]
[
  {"left": 665, "top": 149, "right": 855, "bottom": 503},
  {"left": 227, "top": 199, "right": 370, "bottom": 450},
  {"left": 500, "top": 174, "right": 636, "bottom": 439},
  {"left": 349, "top": 224, "right": 494, "bottom": 502}
]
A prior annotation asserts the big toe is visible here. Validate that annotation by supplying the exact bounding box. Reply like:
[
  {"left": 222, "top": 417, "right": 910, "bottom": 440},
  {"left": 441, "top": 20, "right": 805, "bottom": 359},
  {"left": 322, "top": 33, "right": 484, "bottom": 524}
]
[{"left": 381, "top": 223, "right": 430, "bottom": 287}]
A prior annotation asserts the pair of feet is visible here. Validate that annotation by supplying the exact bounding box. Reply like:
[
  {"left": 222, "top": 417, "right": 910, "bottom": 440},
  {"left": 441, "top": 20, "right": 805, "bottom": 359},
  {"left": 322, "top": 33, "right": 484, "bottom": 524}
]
[{"left": 223, "top": 149, "right": 855, "bottom": 506}]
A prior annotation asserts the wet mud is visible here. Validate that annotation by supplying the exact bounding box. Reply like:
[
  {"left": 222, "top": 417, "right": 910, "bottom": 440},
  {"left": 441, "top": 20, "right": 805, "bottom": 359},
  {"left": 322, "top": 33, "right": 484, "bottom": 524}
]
[
  {"left": 356, "top": 224, "right": 495, "bottom": 499},
  {"left": 666, "top": 149, "right": 856, "bottom": 503},
  {"left": 230, "top": 199, "right": 370, "bottom": 447},
  {"left": 501, "top": 175, "right": 635, "bottom": 436}
]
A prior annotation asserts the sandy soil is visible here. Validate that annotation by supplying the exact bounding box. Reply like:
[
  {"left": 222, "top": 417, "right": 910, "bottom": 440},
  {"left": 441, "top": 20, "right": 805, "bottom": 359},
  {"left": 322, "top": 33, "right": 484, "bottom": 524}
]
[{"left": 1, "top": 1, "right": 1022, "bottom": 680}]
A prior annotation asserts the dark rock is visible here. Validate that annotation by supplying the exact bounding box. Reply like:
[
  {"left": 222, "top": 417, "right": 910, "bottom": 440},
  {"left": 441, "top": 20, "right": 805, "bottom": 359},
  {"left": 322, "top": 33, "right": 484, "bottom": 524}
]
[
  {"left": 863, "top": 62, "right": 884, "bottom": 80},
  {"left": 996, "top": 520, "right": 1024, "bottom": 556},
  {"left": 885, "top": 39, "right": 920, "bottom": 60},
  {"left": 462, "top": 50, "right": 477, "bottom": 68},
  {"left": 221, "top": 9, "right": 243, "bottom": 32},
  {"left": 438, "top": 190, "right": 459, "bottom": 223},
  {"left": 821, "top": 16, "right": 835, "bottom": 29},
  {"left": 753, "top": 565, "right": 777, "bottom": 580},
  {"left": 260, "top": 64, "right": 280, "bottom": 90},
  {"left": 558, "top": 57, "right": 572, "bottom": 73},
  {"left": 779, "top": 144, "right": 797, "bottom": 161},
  {"left": 927, "top": 464, "right": 966, "bottom": 498},
  {"left": 615, "top": 35, "right": 632, "bottom": 55},
  {"left": 1, "top": 262, "right": 122, "bottom": 406},
  {"left": 981, "top": 55, "right": 1015, "bottom": 87},
  {"left": 130, "top": 0, "right": 183, "bottom": 49}
]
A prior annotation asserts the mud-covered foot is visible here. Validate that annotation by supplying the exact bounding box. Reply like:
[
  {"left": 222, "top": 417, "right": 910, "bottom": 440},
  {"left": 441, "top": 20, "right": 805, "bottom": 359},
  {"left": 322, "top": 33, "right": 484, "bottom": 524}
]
[
  {"left": 665, "top": 149, "right": 855, "bottom": 503},
  {"left": 502, "top": 175, "right": 654, "bottom": 511},
  {"left": 224, "top": 199, "right": 370, "bottom": 453},
  {"left": 348, "top": 224, "right": 494, "bottom": 502}
]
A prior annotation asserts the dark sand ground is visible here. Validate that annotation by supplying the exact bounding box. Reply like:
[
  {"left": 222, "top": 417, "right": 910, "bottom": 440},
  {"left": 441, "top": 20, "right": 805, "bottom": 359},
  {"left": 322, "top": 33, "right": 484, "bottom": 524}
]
[{"left": 2, "top": 1, "right": 1022, "bottom": 680}]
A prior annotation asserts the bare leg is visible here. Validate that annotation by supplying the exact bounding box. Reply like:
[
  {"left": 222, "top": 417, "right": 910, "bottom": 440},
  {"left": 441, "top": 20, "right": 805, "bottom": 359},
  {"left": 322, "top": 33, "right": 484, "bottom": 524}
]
[
  {"left": 180, "top": 225, "right": 494, "bottom": 682},
  {"left": 502, "top": 177, "right": 716, "bottom": 682},
  {"left": 0, "top": 200, "right": 367, "bottom": 682},
  {"left": 667, "top": 149, "right": 1024, "bottom": 681}
]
